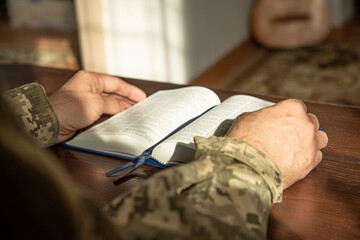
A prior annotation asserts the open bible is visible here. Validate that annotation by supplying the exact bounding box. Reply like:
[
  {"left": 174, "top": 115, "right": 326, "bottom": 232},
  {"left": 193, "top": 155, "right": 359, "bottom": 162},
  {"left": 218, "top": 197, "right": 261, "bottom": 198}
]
[{"left": 64, "top": 86, "right": 273, "bottom": 169}]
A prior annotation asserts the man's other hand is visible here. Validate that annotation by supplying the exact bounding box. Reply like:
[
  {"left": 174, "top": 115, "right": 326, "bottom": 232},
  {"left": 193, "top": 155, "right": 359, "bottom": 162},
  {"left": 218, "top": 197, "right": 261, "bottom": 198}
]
[
  {"left": 227, "top": 99, "right": 328, "bottom": 189},
  {"left": 49, "top": 70, "right": 147, "bottom": 143}
]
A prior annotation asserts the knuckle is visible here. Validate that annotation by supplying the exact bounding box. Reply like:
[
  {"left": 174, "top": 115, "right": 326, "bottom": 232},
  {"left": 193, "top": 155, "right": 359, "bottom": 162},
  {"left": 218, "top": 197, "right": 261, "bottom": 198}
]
[
  {"left": 77, "top": 70, "right": 93, "bottom": 77},
  {"left": 236, "top": 112, "right": 250, "bottom": 121},
  {"left": 77, "top": 70, "right": 87, "bottom": 75},
  {"left": 282, "top": 99, "right": 306, "bottom": 114},
  {"left": 305, "top": 120, "right": 316, "bottom": 132},
  {"left": 239, "top": 111, "right": 250, "bottom": 118}
]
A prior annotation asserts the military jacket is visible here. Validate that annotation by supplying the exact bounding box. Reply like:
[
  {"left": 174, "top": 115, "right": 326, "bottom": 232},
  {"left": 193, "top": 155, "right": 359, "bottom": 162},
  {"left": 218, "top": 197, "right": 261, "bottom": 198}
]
[{"left": 1, "top": 83, "right": 283, "bottom": 240}]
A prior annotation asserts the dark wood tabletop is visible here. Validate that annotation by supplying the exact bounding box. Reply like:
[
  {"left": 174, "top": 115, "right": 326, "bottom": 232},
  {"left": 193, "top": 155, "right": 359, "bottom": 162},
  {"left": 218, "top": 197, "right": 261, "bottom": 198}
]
[{"left": 1, "top": 64, "right": 359, "bottom": 240}]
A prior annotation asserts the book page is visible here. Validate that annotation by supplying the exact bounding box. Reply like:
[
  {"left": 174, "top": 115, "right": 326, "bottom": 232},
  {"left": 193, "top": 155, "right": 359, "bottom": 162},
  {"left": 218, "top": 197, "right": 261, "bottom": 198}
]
[
  {"left": 152, "top": 95, "right": 273, "bottom": 164},
  {"left": 65, "top": 86, "right": 220, "bottom": 159}
]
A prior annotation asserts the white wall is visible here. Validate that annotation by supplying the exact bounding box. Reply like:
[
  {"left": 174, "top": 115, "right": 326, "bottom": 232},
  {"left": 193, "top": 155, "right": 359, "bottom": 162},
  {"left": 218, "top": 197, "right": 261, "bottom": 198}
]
[
  {"left": 182, "top": 0, "right": 256, "bottom": 82},
  {"left": 100, "top": 0, "right": 256, "bottom": 84}
]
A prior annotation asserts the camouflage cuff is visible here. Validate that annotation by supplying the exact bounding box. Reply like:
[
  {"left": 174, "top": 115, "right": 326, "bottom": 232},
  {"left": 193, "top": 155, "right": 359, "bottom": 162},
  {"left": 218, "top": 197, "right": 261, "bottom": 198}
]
[
  {"left": 1, "top": 83, "right": 59, "bottom": 147},
  {"left": 194, "top": 136, "right": 283, "bottom": 203}
]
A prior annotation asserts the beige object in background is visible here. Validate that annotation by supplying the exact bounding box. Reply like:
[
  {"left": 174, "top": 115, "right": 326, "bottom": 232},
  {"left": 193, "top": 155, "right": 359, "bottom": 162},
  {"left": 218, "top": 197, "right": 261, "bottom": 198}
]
[{"left": 252, "top": 0, "right": 331, "bottom": 49}]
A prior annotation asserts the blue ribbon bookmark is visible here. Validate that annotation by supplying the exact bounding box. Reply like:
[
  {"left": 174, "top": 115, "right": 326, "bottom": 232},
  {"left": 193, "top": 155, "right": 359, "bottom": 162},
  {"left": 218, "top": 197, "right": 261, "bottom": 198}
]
[
  {"left": 106, "top": 107, "right": 214, "bottom": 184},
  {"left": 106, "top": 148, "right": 152, "bottom": 184}
]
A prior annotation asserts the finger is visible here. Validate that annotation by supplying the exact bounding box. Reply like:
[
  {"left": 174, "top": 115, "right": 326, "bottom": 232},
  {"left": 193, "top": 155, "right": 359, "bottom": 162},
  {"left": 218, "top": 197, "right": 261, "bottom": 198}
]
[
  {"left": 102, "top": 95, "right": 125, "bottom": 115},
  {"left": 315, "top": 130, "right": 328, "bottom": 149},
  {"left": 277, "top": 99, "right": 308, "bottom": 115},
  {"left": 116, "top": 96, "right": 137, "bottom": 109},
  {"left": 307, "top": 113, "right": 320, "bottom": 130},
  {"left": 313, "top": 150, "right": 323, "bottom": 167},
  {"left": 121, "top": 98, "right": 137, "bottom": 109},
  {"left": 98, "top": 74, "right": 147, "bottom": 103},
  {"left": 102, "top": 93, "right": 137, "bottom": 108}
]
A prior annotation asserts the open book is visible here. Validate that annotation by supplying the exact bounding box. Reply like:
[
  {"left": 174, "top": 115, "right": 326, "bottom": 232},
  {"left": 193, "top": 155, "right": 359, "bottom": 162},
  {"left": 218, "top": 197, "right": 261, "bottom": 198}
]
[{"left": 64, "top": 86, "right": 273, "bottom": 168}]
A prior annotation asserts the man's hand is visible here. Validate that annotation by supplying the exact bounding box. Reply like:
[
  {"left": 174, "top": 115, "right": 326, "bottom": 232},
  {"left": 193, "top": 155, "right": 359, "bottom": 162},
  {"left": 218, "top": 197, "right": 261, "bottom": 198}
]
[
  {"left": 227, "top": 99, "right": 328, "bottom": 189},
  {"left": 49, "top": 70, "right": 147, "bottom": 143}
]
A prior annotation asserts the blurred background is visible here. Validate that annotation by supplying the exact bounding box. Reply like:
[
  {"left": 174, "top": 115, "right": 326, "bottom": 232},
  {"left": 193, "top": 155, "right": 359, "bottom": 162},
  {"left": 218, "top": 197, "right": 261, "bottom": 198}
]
[{"left": 0, "top": 0, "right": 359, "bottom": 105}]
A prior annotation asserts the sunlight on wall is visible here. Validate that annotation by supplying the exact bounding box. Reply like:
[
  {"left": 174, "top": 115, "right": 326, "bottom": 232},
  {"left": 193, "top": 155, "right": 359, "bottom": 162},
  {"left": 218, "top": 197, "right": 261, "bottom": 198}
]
[{"left": 102, "top": 0, "right": 186, "bottom": 83}]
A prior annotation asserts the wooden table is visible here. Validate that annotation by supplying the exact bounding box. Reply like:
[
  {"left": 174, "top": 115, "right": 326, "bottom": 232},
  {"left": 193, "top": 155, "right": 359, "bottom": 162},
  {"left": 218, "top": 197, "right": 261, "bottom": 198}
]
[{"left": 1, "top": 64, "right": 360, "bottom": 239}]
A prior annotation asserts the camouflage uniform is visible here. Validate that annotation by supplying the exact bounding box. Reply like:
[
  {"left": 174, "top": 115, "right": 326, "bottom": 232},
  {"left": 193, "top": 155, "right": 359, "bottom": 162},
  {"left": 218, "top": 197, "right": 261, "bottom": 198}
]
[
  {"left": 1, "top": 83, "right": 59, "bottom": 147},
  {"left": 1, "top": 83, "right": 283, "bottom": 240}
]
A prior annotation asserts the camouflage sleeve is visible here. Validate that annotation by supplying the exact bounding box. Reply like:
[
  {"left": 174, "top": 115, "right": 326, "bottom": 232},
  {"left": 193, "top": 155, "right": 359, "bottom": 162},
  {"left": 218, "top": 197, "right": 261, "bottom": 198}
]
[
  {"left": 1, "top": 83, "right": 59, "bottom": 147},
  {"left": 104, "top": 136, "right": 283, "bottom": 240}
]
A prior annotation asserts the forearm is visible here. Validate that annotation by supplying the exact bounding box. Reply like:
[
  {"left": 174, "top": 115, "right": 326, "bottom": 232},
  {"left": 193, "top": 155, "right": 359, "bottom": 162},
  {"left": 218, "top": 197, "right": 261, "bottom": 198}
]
[
  {"left": 1, "top": 83, "right": 59, "bottom": 147},
  {"left": 104, "top": 136, "right": 283, "bottom": 240}
]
